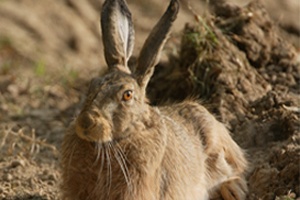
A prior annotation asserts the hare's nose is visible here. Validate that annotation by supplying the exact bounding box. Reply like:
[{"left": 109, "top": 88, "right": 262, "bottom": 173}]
[
  {"left": 77, "top": 112, "right": 94, "bottom": 130},
  {"left": 77, "top": 109, "right": 103, "bottom": 129},
  {"left": 75, "top": 112, "right": 94, "bottom": 141},
  {"left": 75, "top": 111, "right": 112, "bottom": 143}
]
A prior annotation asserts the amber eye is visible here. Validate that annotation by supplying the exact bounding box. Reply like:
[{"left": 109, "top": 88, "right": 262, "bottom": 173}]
[{"left": 122, "top": 90, "right": 133, "bottom": 101}]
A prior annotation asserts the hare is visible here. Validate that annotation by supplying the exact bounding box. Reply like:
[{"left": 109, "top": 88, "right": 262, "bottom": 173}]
[{"left": 61, "top": 0, "right": 248, "bottom": 199}]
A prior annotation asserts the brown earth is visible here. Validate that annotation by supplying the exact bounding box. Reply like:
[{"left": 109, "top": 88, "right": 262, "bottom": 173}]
[{"left": 0, "top": 0, "right": 299, "bottom": 199}]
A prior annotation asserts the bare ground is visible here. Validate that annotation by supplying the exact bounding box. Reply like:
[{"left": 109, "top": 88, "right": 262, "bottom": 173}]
[{"left": 0, "top": 0, "right": 299, "bottom": 199}]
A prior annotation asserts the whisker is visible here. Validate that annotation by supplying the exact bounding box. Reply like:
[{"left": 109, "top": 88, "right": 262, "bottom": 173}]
[
  {"left": 96, "top": 144, "right": 105, "bottom": 182},
  {"left": 115, "top": 142, "right": 130, "bottom": 164},
  {"left": 111, "top": 142, "right": 131, "bottom": 192},
  {"left": 115, "top": 142, "right": 132, "bottom": 179},
  {"left": 115, "top": 144, "right": 131, "bottom": 175},
  {"left": 105, "top": 143, "right": 112, "bottom": 197},
  {"left": 118, "top": 150, "right": 132, "bottom": 193},
  {"left": 93, "top": 142, "right": 102, "bottom": 166}
]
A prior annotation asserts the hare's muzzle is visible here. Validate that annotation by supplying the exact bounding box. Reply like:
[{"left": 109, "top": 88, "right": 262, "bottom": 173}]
[{"left": 75, "top": 110, "right": 112, "bottom": 143}]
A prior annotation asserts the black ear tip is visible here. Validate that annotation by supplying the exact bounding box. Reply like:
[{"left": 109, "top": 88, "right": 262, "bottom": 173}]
[
  {"left": 170, "top": 0, "right": 180, "bottom": 12},
  {"left": 167, "top": 0, "right": 180, "bottom": 20}
]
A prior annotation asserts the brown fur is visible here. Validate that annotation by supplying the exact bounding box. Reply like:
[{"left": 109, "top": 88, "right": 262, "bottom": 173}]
[{"left": 61, "top": 0, "right": 248, "bottom": 199}]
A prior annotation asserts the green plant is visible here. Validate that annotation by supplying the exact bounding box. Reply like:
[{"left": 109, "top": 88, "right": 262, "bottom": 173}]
[
  {"left": 0, "top": 36, "right": 12, "bottom": 49},
  {"left": 34, "top": 60, "right": 46, "bottom": 76}
]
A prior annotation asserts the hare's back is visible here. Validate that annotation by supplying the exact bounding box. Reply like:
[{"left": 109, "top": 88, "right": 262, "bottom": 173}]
[
  {"left": 160, "top": 101, "right": 248, "bottom": 193},
  {"left": 160, "top": 101, "right": 217, "bottom": 146},
  {"left": 160, "top": 100, "right": 233, "bottom": 160}
]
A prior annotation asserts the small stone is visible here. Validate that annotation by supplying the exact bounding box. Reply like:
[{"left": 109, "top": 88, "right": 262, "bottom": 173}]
[
  {"left": 289, "top": 192, "right": 296, "bottom": 198},
  {"left": 10, "top": 159, "right": 25, "bottom": 168},
  {"left": 12, "top": 180, "right": 21, "bottom": 188},
  {"left": 48, "top": 173, "right": 57, "bottom": 181},
  {"left": 43, "top": 169, "right": 50, "bottom": 175},
  {"left": 3, "top": 173, "right": 13, "bottom": 181},
  {"left": 47, "top": 180, "right": 55, "bottom": 186}
]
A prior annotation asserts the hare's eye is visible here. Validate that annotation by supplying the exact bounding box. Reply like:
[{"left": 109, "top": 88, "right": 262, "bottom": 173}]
[{"left": 122, "top": 90, "right": 133, "bottom": 101}]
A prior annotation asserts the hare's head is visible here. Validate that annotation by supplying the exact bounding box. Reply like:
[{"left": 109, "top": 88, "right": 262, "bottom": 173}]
[{"left": 75, "top": 0, "right": 179, "bottom": 143}]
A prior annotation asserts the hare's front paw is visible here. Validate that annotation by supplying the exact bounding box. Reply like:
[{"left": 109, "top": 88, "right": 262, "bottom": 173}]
[{"left": 220, "top": 177, "right": 248, "bottom": 200}]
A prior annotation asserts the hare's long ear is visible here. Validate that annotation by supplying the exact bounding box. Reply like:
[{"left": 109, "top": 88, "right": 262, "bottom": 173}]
[
  {"left": 101, "top": 0, "right": 134, "bottom": 73},
  {"left": 135, "top": 0, "right": 179, "bottom": 91}
]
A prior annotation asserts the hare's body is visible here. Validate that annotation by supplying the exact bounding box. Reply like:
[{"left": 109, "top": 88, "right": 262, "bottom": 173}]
[
  {"left": 61, "top": 0, "right": 248, "bottom": 199},
  {"left": 62, "top": 100, "right": 247, "bottom": 200},
  {"left": 62, "top": 102, "right": 208, "bottom": 200}
]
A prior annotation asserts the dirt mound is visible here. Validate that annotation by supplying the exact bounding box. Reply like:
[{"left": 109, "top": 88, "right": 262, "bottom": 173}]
[
  {"left": 0, "top": 0, "right": 299, "bottom": 199},
  {"left": 148, "top": 0, "right": 299, "bottom": 199}
]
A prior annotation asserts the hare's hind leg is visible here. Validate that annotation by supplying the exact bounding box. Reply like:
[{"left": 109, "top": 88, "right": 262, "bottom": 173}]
[
  {"left": 177, "top": 101, "right": 248, "bottom": 199},
  {"left": 209, "top": 176, "right": 247, "bottom": 200},
  {"left": 204, "top": 120, "right": 248, "bottom": 200},
  {"left": 177, "top": 102, "right": 247, "bottom": 170},
  {"left": 202, "top": 115, "right": 248, "bottom": 200},
  {"left": 206, "top": 148, "right": 248, "bottom": 200},
  {"left": 220, "top": 176, "right": 247, "bottom": 200}
]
